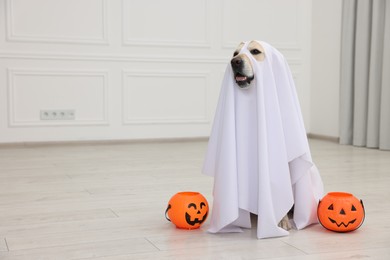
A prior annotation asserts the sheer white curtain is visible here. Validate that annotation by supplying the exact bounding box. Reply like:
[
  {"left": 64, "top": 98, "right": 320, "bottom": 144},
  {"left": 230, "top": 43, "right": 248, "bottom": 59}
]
[{"left": 339, "top": 0, "right": 390, "bottom": 150}]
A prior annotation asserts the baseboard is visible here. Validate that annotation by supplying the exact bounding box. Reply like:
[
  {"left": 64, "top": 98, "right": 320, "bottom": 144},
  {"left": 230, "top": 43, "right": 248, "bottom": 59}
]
[
  {"left": 307, "top": 133, "right": 340, "bottom": 143},
  {"left": 0, "top": 134, "right": 340, "bottom": 148},
  {"left": 0, "top": 137, "right": 209, "bottom": 148}
]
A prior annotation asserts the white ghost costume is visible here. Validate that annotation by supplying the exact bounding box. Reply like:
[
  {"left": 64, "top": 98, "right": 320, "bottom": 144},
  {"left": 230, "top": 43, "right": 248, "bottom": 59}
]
[{"left": 202, "top": 41, "right": 324, "bottom": 239}]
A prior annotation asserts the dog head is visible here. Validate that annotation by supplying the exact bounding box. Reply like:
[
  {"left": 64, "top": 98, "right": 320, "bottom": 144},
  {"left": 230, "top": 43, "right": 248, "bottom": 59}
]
[{"left": 230, "top": 41, "right": 265, "bottom": 88}]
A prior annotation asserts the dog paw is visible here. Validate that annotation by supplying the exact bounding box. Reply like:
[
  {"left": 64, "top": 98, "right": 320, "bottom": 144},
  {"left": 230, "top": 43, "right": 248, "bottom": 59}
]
[{"left": 278, "top": 215, "right": 292, "bottom": 231}]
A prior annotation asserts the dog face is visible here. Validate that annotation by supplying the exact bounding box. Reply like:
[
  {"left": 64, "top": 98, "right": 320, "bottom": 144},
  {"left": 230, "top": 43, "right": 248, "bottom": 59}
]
[{"left": 230, "top": 41, "right": 265, "bottom": 88}]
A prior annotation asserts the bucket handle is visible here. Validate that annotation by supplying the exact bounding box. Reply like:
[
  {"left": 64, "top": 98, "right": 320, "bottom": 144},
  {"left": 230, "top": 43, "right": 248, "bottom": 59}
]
[{"left": 165, "top": 204, "right": 171, "bottom": 222}]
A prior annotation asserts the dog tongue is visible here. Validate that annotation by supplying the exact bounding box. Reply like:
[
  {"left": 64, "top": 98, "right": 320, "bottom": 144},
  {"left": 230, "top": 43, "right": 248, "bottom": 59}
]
[{"left": 236, "top": 76, "right": 247, "bottom": 82}]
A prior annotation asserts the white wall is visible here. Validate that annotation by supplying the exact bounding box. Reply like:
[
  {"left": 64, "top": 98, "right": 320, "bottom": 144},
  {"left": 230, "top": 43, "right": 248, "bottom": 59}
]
[
  {"left": 0, "top": 0, "right": 315, "bottom": 143},
  {"left": 310, "top": 0, "right": 343, "bottom": 138}
]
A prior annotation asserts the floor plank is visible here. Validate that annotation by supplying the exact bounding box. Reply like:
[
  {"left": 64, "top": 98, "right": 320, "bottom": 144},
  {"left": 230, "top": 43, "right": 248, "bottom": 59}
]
[
  {"left": 0, "top": 208, "right": 118, "bottom": 227},
  {"left": 0, "top": 238, "right": 158, "bottom": 260},
  {"left": 0, "top": 238, "right": 8, "bottom": 252}
]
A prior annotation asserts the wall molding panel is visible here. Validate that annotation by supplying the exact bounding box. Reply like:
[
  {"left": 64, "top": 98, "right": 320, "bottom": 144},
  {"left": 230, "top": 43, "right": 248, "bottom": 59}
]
[
  {"left": 5, "top": 0, "right": 109, "bottom": 45},
  {"left": 122, "top": 70, "right": 210, "bottom": 125},
  {"left": 122, "top": 0, "right": 211, "bottom": 48},
  {"left": 221, "top": 0, "right": 301, "bottom": 50},
  {"left": 7, "top": 69, "right": 109, "bottom": 127}
]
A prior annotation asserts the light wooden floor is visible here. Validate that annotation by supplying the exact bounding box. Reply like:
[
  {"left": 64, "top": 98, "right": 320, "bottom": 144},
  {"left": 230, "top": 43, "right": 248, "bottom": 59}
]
[{"left": 0, "top": 139, "right": 389, "bottom": 260}]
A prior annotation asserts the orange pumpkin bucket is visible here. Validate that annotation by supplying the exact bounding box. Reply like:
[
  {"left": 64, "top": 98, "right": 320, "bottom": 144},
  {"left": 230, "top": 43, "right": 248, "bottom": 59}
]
[
  {"left": 165, "top": 192, "right": 209, "bottom": 229},
  {"left": 317, "top": 192, "right": 365, "bottom": 232}
]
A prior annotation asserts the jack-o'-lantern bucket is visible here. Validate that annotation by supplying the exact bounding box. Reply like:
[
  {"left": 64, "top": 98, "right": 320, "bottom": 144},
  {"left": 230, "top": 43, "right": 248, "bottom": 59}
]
[
  {"left": 165, "top": 192, "right": 209, "bottom": 229},
  {"left": 317, "top": 192, "right": 365, "bottom": 232}
]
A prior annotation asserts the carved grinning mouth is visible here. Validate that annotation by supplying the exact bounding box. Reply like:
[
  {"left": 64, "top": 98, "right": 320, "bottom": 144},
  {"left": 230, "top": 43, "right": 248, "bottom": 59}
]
[
  {"left": 185, "top": 211, "right": 208, "bottom": 226},
  {"left": 328, "top": 217, "right": 357, "bottom": 228}
]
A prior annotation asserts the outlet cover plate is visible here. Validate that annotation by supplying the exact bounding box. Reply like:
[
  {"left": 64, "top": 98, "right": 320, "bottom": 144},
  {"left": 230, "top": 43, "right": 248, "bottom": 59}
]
[{"left": 40, "top": 110, "right": 75, "bottom": 120}]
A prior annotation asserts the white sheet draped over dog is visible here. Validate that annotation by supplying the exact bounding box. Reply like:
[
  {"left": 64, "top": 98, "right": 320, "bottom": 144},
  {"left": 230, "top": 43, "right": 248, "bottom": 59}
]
[{"left": 202, "top": 41, "right": 324, "bottom": 239}]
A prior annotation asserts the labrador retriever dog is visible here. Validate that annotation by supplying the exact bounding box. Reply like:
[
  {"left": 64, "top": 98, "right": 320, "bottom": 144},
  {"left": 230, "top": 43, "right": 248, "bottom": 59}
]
[{"left": 230, "top": 40, "right": 293, "bottom": 231}]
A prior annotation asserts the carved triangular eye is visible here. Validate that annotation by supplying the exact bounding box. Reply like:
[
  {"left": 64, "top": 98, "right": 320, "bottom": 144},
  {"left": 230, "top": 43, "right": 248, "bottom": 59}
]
[
  {"left": 351, "top": 205, "right": 357, "bottom": 211},
  {"left": 328, "top": 204, "right": 334, "bottom": 210}
]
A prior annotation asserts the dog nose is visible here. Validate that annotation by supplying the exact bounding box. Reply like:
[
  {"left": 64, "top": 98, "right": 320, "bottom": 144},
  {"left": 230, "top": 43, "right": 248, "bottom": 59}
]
[{"left": 231, "top": 57, "right": 242, "bottom": 67}]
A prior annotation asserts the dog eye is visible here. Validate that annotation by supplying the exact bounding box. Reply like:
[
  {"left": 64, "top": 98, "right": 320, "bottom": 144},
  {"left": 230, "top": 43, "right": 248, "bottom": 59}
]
[
  {"left": 233, "top": 51, "right": 239, "bottom": 57},
  {"left": 250, "top": 49, "right": 262, "bottom": 55}
]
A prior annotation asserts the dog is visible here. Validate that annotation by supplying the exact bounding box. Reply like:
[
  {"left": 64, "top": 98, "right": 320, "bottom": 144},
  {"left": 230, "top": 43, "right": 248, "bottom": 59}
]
[
  {"left": 230, "top": 41, "right": 293, "bottom": 231},
  {"left": 204, "top": 40, "right": 323, "bottom": 238}
]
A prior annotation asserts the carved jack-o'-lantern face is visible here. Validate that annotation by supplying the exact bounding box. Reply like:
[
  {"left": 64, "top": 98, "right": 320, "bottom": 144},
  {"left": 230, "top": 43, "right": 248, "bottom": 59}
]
[
  {"left": 317, "top": 192, "right": 365, "bottom": 232},
  {"left": 165, "top": 192, "right": 209, "bottom": 229},
  {"left": 185, "top": 201, "right": 208, "bottom": 226}
]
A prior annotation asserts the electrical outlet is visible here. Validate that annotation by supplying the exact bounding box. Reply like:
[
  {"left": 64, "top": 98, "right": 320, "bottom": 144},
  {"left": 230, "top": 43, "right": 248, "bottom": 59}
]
[{"left": 40, "top": 110, "right": 75, "bottom": 120}]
